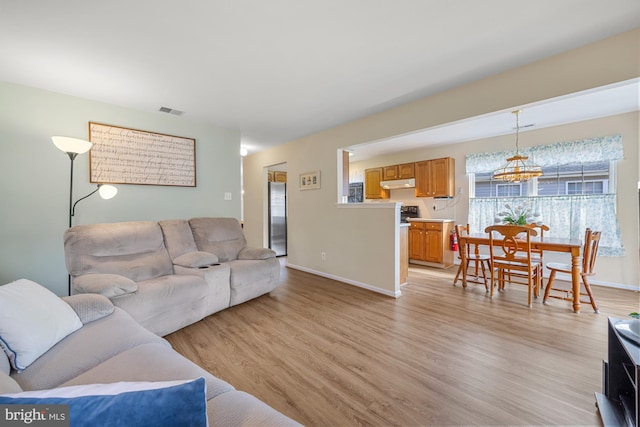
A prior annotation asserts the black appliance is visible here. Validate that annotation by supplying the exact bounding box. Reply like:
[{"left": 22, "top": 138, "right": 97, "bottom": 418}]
[
  {"left": 400, "top": 205, "right": 420, "bottom": 223},
  {"left": 349, "top": 182, "right": 363, "bottom": 203}
]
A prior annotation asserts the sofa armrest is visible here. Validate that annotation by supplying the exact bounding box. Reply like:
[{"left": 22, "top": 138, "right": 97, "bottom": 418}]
[
  {"left": 62, "top": 294, "right": 115, "bottom": 324},
  {"left": 238, "top": 247, "right": 276, "bottom": 260},
  {"left": 173, "top": 251, "right": 219, "bottom": 268},
  {"left": 73, "top": 274, "right": 138, "bottom": 298}
]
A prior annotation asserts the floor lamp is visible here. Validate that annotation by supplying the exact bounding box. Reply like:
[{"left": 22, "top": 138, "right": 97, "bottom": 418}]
[
  {"left": 52, "top": 136, "right": 118, "bottom": 295},
  {"left": 52, "top": 136, "right": 93, "bottom": 228}
]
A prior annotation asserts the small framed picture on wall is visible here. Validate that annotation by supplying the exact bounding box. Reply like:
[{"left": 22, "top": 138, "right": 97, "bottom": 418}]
[{"left": 299, "top": 170, "right": 320, "bottom": 190}]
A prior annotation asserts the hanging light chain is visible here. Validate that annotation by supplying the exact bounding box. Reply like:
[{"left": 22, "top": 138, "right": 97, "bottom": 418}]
[{"left": 513, "top": 109, "right": 522, "bottom": 155}]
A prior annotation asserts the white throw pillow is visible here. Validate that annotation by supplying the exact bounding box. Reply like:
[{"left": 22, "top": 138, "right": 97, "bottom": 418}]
[{"left": 0, "top": 279, "right": 82, "bottom": 371}]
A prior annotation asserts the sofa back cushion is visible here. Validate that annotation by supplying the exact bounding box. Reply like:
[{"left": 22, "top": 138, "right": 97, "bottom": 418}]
[
  {"left": 158, "top": 219, "right": 198, "bottom": 260},
  {"left": 189, "top": 218, "right": 246, "bottom": 262},
  {"left": 0, "top": 348, "right": 9, "bottom": 375},
  {"left": 64, "top": 222, "right": 173, "bottom": 281}
]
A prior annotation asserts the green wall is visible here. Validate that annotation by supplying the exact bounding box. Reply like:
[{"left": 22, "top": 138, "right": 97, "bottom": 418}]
[{"left": 0, "top": 82, "right": 241, "bottom": 295}]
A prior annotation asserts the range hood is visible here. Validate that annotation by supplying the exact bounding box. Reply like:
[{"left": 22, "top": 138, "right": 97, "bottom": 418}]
[{"left": 380, "top": 178, "right": 415, "bottom": 189}]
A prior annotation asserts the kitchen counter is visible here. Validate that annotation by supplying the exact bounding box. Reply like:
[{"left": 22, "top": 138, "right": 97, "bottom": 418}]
[{"left": 407, "top": 218, "right": 455, "bottom": 223}]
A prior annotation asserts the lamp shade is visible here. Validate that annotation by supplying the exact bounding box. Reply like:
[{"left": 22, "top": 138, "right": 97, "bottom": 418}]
[
  {"left": 51, "top": 136, "right": 92, "bottom": 154},
  {"left": 98, "top": 184, "right": 118, "bottom": 200}
]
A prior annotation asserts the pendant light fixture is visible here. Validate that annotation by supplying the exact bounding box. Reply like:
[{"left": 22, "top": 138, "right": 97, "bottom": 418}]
[{"left": 493, "top": 110, "right": 542, "bottom": 183}]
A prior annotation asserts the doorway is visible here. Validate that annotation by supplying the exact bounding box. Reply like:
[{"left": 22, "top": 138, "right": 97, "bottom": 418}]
[{"left": 267, "top": 163, "right": 287, "bottom": 256}]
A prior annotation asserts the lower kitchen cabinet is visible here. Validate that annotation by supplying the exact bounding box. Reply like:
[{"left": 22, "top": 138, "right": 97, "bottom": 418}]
[
  {"left": 400, "top": 225, "right": 409, "bottom": 285},
  {"left": 408, "top": 220, "right": 455, "bottom": 268}
]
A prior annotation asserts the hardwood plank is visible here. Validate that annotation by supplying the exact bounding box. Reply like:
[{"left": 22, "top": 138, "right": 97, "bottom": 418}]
[{"left": 166, "top": 261, "right": 638, "bottom": 426}]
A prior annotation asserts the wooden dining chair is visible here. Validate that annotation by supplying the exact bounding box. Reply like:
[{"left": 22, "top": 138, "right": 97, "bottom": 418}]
[
  {"left": 525, "top": 223, "right": 550, "bottom": 286},
  {"left": 543, "top": 228, "right": 601, "bottom": 313},
  {"left": 453, "top": 224, "right": 490, "bottom": 292},
  {"left": 484, "top": 225, "right": 543, "bottom": 308}
]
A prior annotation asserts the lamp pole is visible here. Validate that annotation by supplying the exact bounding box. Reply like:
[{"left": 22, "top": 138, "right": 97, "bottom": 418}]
[{"left": 67, "top": 152, "right": 78, "bottom": 228}]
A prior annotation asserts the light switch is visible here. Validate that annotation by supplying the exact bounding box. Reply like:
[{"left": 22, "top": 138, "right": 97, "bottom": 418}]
[{"left": 224, "top": 192, "right": 232, "bottom": 200}]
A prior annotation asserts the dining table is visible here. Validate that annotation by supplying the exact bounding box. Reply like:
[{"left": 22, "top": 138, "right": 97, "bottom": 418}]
[{"left": 458, "top": 232, "right": 584, "bottom": 312}]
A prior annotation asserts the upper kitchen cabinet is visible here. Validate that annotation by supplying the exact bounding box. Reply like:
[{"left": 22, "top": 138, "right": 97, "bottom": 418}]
[
  {"left": 415, "top": 157, "right": 455, "bottom": 198},
  {"left": 365, "top": 167, "right": 390, "bottom": 199},
  {"left": 383, "top": 162, "right": 415, "bottom": 180}
]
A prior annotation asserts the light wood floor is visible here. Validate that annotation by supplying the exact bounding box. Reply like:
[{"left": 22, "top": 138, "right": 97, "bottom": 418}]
[{"left": 166, "top": 261, "right": 638, "bottom": 426}]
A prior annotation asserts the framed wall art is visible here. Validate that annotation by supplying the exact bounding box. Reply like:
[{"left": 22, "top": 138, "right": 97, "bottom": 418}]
[
  {"left": 299, "top": 170, "right": 320, "bottom": 190},
  {"left": 88, "top": 122, "right": 196, "bottom": 187}
]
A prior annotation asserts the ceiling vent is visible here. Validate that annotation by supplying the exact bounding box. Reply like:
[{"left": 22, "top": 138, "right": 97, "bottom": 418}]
[
  {"left": 158, "top": 106, "right": 184, "bottom": 116},
  {"left": 513, "top": 123, "right": 535, "bottom": 130}
]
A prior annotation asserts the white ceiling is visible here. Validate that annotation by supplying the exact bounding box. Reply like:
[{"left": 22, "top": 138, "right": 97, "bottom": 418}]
[
  {"left": 347, "top": 79, "right": 640, "bottom": 161},
  {"left": 1, "top": 1, "right": 639, "bottom": 155}
]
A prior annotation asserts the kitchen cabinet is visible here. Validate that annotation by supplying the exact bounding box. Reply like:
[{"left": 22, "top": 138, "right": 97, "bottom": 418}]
[
  {"left": 267, "top": 171, "right": 287, "bottom": 182},
  {"left": 415, "top": 157, "right": 455, "bottom": 198},
  {"left": 365, "top": 167, "right": 390, "bottom": 199},
  {"left": 408, "top": 220, "right": 455, "bottom": 268},
  {"left": 383, "top": 163, "right": 415, "bottom": 180},
  {"left": 400, "top": 225, "right": 409, "bottom": 285}
]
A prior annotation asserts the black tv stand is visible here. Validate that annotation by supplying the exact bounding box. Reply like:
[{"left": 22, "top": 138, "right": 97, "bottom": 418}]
[{"left": 595, "top": 317, "right": 640, "bottom": 427}]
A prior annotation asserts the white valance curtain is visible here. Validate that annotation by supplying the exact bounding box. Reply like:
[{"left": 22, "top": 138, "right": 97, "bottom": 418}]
[
  {"left": 466, "top": 135, "right": 624, "bottom": 256},
  {"left": 465, "top": 134, "right": 623, "bottom": 173}
]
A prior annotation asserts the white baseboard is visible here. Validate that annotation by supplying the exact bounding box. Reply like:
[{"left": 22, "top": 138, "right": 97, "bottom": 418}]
[
  {"left": 552, "top": 272, "right": 640, "bottom": 292},
  {"left": 451, "top": 259, "right": 639, "bottom": 291},
  {"left": 286, "top": 263, "right": 402, "bottom": 298}
]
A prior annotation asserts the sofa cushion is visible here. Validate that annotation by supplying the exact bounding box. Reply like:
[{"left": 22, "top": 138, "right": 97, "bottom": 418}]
[
  {"left": 174, "top": 251, "right": 219, "bottom": 268},
  {"left": 73, "top": 274, "right": 137, "bottom": 298},
  {"left": 189, "top": 217, "right": 247, "bottom": 262},
  {"left": 159, "top": 219, "right": 199, "bottom": 259},
  {"left": 0, "top": 378, "right": 208, "bottom": 427},
  {"left": 111, "top": 274, "right": 209, "bottom": 337},
  {"left": 0, "top": 371, "right": 21, "bottom": 394},
  {"left": 238, "top": 246, "right": 276, "bottom": 260},
  {"left": 64, "top": 221, "right": 174, "bottom": 282},
  {"left": 207, "top": 390, "right": 301, "bottom": 427},
  {"left": 0, "top": 279, "right": 83, "bottom": 371},
  {"left": 0, "top": 348, "right": 9, "bottom": 375},
  {"left": 61, "top": 342, "right": 234, "bottom": 401},
  {"left": 62, "top": 294, "right": 115, "bottom": 324},
  {"left": 10, "top": 308, "right": 167, "bottom": 391},
  {"left": 227, "top": 259, "right": 281, "bottom": 306}
]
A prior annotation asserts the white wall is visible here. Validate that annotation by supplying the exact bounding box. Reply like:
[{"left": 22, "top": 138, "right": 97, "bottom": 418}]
[
  {"left": 0, "top": 82, "right": 241, "bottom": 295},
  {"left": 242, "top": 29, "right": 640, "bottom": 292}
]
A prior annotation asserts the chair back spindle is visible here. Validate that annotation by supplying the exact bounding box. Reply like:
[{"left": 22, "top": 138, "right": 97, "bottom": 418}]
[{"left": 582, "top": 228, "right": 601, "bottom": 276}]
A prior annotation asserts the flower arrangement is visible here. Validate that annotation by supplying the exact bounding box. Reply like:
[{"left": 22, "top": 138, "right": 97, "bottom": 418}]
[{"left": 495, "top": 203, "right": 541, "bottom": 225}]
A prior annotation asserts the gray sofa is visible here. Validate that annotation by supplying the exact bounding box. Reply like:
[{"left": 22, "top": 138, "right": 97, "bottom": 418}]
[
  {"left": 63, "top": 217, "right": 280, "bottom": 336},
  {"left": 0, "top": 292, "right": 299, "bottom": 426}
]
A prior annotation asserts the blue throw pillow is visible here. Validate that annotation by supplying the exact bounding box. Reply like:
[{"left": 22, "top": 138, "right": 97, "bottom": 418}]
[{"left": 0, "top": 377, "right": 207, "bottom": 427}]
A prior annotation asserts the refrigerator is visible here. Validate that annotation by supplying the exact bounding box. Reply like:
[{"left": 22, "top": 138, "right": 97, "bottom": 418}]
[{"left": 268, "top": 182, "right": 287, "bottom": 256}]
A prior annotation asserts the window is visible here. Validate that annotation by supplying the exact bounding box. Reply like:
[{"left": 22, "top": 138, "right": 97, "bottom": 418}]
[
  {"left": 465, "top": 135, "right": 624, "bottom": 256},
  {"left": 538, "top": 161, "right": 610, "bottom": 196},
  {"left": 566, "top": 180, "right": 606, "bottom": 195},
  {"left": 496, "top": 183, "right": 522, "bottom": 197},
  {"left": 475, "top": 172, "right": 529, "bottom": 197}
]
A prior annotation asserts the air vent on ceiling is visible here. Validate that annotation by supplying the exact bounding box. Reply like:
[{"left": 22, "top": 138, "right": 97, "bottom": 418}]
[
  {"left": 513, "top": 123, "right": 535, "bottom": 130},
  {"left": 158, "top": 106, "right": 185, "bottom": 116}
]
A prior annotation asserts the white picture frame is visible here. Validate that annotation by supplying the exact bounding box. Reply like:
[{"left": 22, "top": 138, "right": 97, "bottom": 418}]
[{"left": 299, "top": 170, "right": 320, "bottom": 190}]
